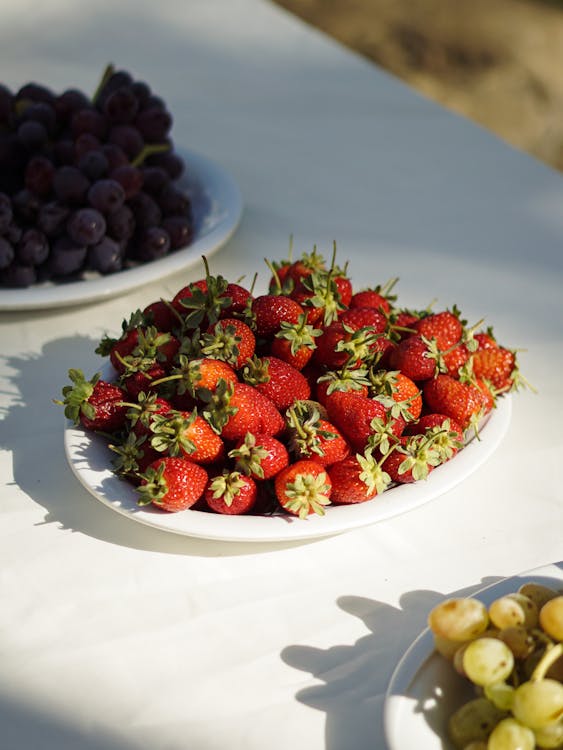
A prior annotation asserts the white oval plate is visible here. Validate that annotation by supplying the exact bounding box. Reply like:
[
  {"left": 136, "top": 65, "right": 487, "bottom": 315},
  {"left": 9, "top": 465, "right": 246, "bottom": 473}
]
[
  {"left": 0, "top": 148, "right": 243, "bottom": 311},
  {"left": 383, "top": 561, "right": 563, "bottom": 750},
  {"left": 63, "top": 386, "right": 512, "bottom": 543}
]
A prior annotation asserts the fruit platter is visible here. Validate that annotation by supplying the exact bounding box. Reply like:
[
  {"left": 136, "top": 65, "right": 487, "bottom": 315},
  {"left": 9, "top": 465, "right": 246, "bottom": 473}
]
[
  {"left": 59, "top": 244, "right": 523, "bottom": 541},
  {"left": 384, "top": 563, "right": 563, "bottom": 750},
  {"left": 0, "top": 66, "right": 242, "bottom": 309}
]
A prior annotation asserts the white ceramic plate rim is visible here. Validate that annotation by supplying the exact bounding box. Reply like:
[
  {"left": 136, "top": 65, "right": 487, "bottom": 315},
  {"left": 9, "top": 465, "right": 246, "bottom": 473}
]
[
  {"left": 0, "top": 148, "right": 243, "bottom": 310},
  {"left": 63, "top": 372, "right": 512, "bottom": 542},
  {"left": 383, "top": 561, "right": 563, "bottom": 750}
]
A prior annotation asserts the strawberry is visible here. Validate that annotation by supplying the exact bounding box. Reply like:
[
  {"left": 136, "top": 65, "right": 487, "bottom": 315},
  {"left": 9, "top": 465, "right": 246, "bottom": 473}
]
[
  {"left": 339, "top": 307, "right": 388, "bottom": 334},
  {"left": 124, "top": 392, "right": 172, "bottom": 437},
  {"left": 405, "top": 413, "right": 464, "bottom": 462},
  {"left": 201, "top": 318, "right": 256, "bottom": 369},
  {"left": 229, "top": 432, "right": 289, "bottom": 480},
  {"left": 286, "top": 402, "right": 350, "bottom": 467},
  {"left": 241, "top": 355, "right": 311, "bottom": 410},
  {"left": 313, "top": 321, "right": 383, "bottom": 370},
  {"left": 328, "top": 450, "right": 391, "bottom": 504},
  {"left": 290, "top": 267, "right": 346, "bottom": 327},
  {"left": 251, "top": 294, "right": 304, "bottom": 338},
  {"left": 285, "top": 247, "right": 326, "bottom": 286},
  {"left": 142, "top": 299, "right": 180, "bottom": 333},
  {"left": 103, "top": 326, "right": 180, "bottom": 376},
  {"left": 381, "top": 434, "right": 442, "bottom": 483},
  {"left": 369, "top": 369, "right": 422, "bottom": 421},
  {"left": 474, "top": 330, "right": 498, "bottom": 350},
  {"left": 324, "top": 389, "right": 387, "bottom": 452},
  {"left": 171, "top": 278, "right": 208, "bottom": 316},
  {"left": 204, "top": 470, "right": 257, "bottom": 515},
  {"left": 137, "top": 456, "right": 208, "bottom": 511},
  {"left": 153, "top": 356, "right": 238, "bottom": 401},
  {"left": 204, "top": 381, "right": 285, "bottom": 441},
  {"left": 109, "top": 432, "right": 161, "bottom": 482},
  {"left": 121, "top": 362, "right": 167, "bottom": 399},
  {"left": 57, "top": 369, "right": 128, "bottom": 432},
  {"left": 219, "top": 282, "right": 253, "bottom": 318},
  {"left": 170, "top": 258, "right": 238, "bottom": 328},
  {"left": 315, "top": 369, "right": 369, "bottom": 404},
  {"left": 270, "top": 313, "right": 322, "bottom": 370},
  {"left": 442, "top": 343, "right": 470, "bottom": 378},
  {"left": 423, "top": 373, "right": 491, "bottom": 431},
  {"left": 389, "top": 334, "right": 439, "bottom": 381},
  {"left": 149, "top": 409, "right": 225, "bottom": 464},
  {"left": 471, "top": 346, "right": 516, "bottom": 392},
  {"left": 413, "top": 310, "right": 463, "bottom": 350},
  {"left": 350, "top": 288, "right": 391, "bottom": 312},
  {"left": 274, "top": 459, "right": 332, "bottom": 519}
]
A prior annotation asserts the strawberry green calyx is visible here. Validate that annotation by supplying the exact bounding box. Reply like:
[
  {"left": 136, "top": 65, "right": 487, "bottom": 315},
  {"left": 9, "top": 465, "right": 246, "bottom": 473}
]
[
  {"left": 95, "top": 310, "right": 146, "bottom": 356},
  {"left": 423, "top": 419, "right": 464, "bottom": 462},
  {"left": 176, "top": 256, "right": 231, "bottom": 329},
  {"left": 274, "top": 313, "right": 322, "bottom": 355},
  {"left": 149, "top": 410, "right": 199, "bottom": 456},
  {"left": 286, "top": 404, "right": 336, "bottom": 459},
  {"left": 200, "top": 323, "right": 241, "bottom": 366},
  {"left": 109, "top": 432, "right": 149, "bottom": 476},
  {"left": 136, "top": 462, "right": 168, "bottom": 505},
  {"left": 366, "top": 415, "right": 400, "bottom": 456},
  {"left": 357, "top": 449, "right": 392, "bottom": 496},
  {"left": 228, "top": 433, "right": 270, "bottom": 479},
  {"left": 317, "top": 367, "right": 370, "bottom": 396},
  {"left": 335, "top": 324, "right": 383, "bottom": 369},
  {"left": 208, "top": 471, "right": 246, "bottom": 507},
  {"left": 201, "top": 378, "right": 238, "bottom": 434},
  {"left": 122, "top": 391, "right": 166, "bottom": 430},
  {"left": 240, "top": 355, "right": 271, "bottom": 386},
  {"left": 283, "top": 471, "right": 332, "bottom": 519},
  {"left": 300, "top": 267, "right": 343, "bottom": 328},
  {"left": 56, "top": 368, "right": 100, "bottom": 424},
  {"left": 395, "top": 435, "right": 442, "bottom": 482}
]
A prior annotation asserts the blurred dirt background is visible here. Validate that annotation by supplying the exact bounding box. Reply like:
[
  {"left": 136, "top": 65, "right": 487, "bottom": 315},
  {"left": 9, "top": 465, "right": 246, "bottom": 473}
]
[{"left": 271, "top": 0, "right": 563, "bottom": 172}]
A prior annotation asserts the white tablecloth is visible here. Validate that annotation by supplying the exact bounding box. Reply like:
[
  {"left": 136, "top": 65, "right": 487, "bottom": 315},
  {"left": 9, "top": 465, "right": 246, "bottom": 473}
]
[{"left": 1, "top": 1, "right": 562, "bottom": 748}]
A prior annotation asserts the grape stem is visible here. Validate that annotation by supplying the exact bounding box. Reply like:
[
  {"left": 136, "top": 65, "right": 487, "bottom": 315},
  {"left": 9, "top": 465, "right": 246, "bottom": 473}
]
[
  {"left": 92, "top": 63, "right": 116, "bottom": 104},
  {"left": 531, "top": 641, "right": 562, "bottom": 681}
]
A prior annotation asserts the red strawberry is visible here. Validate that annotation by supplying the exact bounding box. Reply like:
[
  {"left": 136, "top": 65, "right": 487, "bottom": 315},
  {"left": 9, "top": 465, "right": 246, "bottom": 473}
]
[
  {"left": 171, "top": 278, "right": 208, "bottom": 315},
  {"left": 104, "top": 326, "right": 180, "bottom": 375},
  {"left": 241, "top": 355, "right": 311, "bottom": 410},
  {"left": 274, "top": 459, "right": 332, "bottom": 519},
  {"left": 328, "top": 451, "right": 391, "bottom": 504},
  {"left": 442, "top": 343, "right": 470, "bottom": 378},
  {"left": 156, "top": 357, "right": 238, "bottom": 401},
  {"left": 137, "top": 456, "right": 208, "bottom": 511},
  {"left": 313, "top": 321, "right": 383, "bottom": 370},
  {"left": 126, "top": 393, "right": 172, "bottom": 437},
  {"left": 339, "top": 307, "right": 388, "bottom": 334},
  {"left": 121, "top": 362, "right": 167, "bottom": 399},
  {"left": 414, "top": 310, "right": 463, "bottom": 350},
  {"left": 471, "top": 347, "right": 516, "bottom": 392},
  {"left": 149, "top": 409, "right": 225, "bottom": 465},
  {"left": 202, "top": 318, "right": 256, "bottom": 369},
  {"left": 204, "top": 381, "right": 285, "bottom": 441},
  {"left": 325, "top": 390, "right": 387, "bottom": 452},
  {"left": 389, "top": 334, "right": 438, "bottom": 381},
  {"left": 270, "top": 313, "right": 322, "bottom": 370},
  {"left": 474, "top": 330, "right": 498, "bottom": 350},
  {"left": 57, "top": 369, "right": 128, "bottom": 432},
  {"left": 142, "top": 299, "right": 180, "bottom": 333},
  {"left": 405, "top": 413, "right": 464, "bottom": 462},
  {"left": 229, "top": 433, "right": 289, "bottom": 480},
  {"left": 381, "top": 434, "right": 442, "bottom": 483},
  {"left": 369, "top": 369, "right": 422, "bottom": 422},
  {"left": 286, "top": 403, "right": 350, "bottom": 467},
  {"left": 219, "top": 282, "right": 253, "bottom": 318},
  {"left": 423, "top": 373, "right": 491, "bottom": 430},
  {"left": 251, "top": 294, "right": 304, "bottom": 338},
  {"left": 334, "top": 274, "right": 353, "bottom": 308},
  {"left": 204, "top": 471, "right": 257, "bottom": 515},
  {"left": 349, "top": 289, "right": 391, "bottom": 313}
]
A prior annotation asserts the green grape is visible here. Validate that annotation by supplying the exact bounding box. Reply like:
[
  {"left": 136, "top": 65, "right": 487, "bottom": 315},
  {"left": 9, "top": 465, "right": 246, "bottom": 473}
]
[
  {"left": 498, "top": 626, "right": 536, "bottom": 659},
  {"left": 462, "top": 742, "right": 487, "bottom": 750},
  {"left": 518, "top": 582, "right": 560, "bottom": 611},
  {"left": 428, "top": 597, "right": 489, "bottom": 642},
  {"left": 512, "top": 678, "right": 563, "bottom": 730},
  {"left": 534, "top": 719, "right": 563, "bottom": 748},
  {"left": 540, "top": 597, "right": 563, "bottom": 642},
  {"left": 489, "top": 594, "right": 538, "bottom": 630},
  {"left": 487, "top": 717, "right": 535, "bottom": 750},
  {"left": 434, "top": 633, "right": 466, "bottom": 660},
  {"left": 448, "top": 697, "right": 506, "bottom": 749},
  {"left": 462, "top": 637, "right": 515, "bottom": 687},
  {"left": 485, "top": 681, "right": 515, "bottom": 711}
]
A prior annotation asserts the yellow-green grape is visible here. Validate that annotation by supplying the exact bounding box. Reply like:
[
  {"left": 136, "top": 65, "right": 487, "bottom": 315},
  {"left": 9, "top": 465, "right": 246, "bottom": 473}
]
[
  {"left": 533, "top": 719, "right": 563, "bottom": 748},
  {"left": 485, "top": 682, "right": 515, "bottom": 711},
  {"left": 487, "top": 717, "right": 535, "bottom": 750},
  {"left": 488, "top": 594, "right": 538, "bottom": 630},
  {"left": 462, "top": 638, "right": 515, "bottom": 687},
  {"left": 448, "top": 697, "right": 506, "bottom": 749},
  {"left": 429, "top": 598, "right": 489, "bottom": 642},
  {"left": 518, "top": 582, "right": 560, "bottom": 611},
  {"left": 512, "top": 679, "right": 563, "bottom": 730},
  {"left": 462, "top": 742, "right": 487, "bottom": 750},
  {"left": 540, "top": 596, "right": 563, "bottom": 642},
  {"left": 434, "top": 633, "right": 467, "bottom": 660},
  {"left": 497, "top": 626, "right": 536, "bottom": 660}
]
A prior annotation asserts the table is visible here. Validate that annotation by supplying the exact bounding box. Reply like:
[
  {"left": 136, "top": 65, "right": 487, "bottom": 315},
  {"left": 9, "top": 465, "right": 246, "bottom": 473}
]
[{"left": 1, "top": 1, "right": 562, "bottom": 748}]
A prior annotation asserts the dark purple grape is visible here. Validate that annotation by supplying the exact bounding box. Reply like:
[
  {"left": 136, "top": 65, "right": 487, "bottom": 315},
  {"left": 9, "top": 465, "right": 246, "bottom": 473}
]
[
  {"left": 25, "top": 155, "right": 55, "bottom": 196},
  {"left": 0, "top": 192, "right": 13, "bottom": 233},
  {"left": 67, "top": 207, "right": 106, "bottom": 245},
  {"left": 70, "top": 108, "right": 107, "bottom": 139},
  {"left": 37, "top": 201, "right": 69, "bottom": 236},
  {"left": 53, "top": 165, "right": 90, "bottom": 204},
  {"left": 158, "top": 183, "right": 190, "bottom": 216},
  {"left": 55, "top": 88, "right": 90, "bottom": 125},
  {"left": 101, "top": 143, "right": 128, "bottom": 172},
  {"left": 4, "top": 222, "right": 22, "bottom": 245},
  {"left": 74, "top": 132, "right": 101, "bottom": 161},
  {"left": 19, "top": 101, "right": 57, "bottom": 135},
  {"left": 0, "top": 84, "right": 13, "bottom": 127},
  {"left": 141, "top": 166, "right": 169, "bottom": 195},
  {"left": 134, "top": 107, "right": 172, "bottom": 141},
  {"left": 110, "top": 164, "right": 143, "bottom": 199},
  {"left": 108, "top": 125, "right": 143, "bottom": 159},
  {"left": 96, "top": 70, "right": 134, "bottom": 107},
  {"left": 88, "top": 236, "right": 123, "bottom": 273},
  {"left": 106, "top": 204, "right": 135, "bottom": 241},
  {"left": 12, "top": 189, "right": 41, "bottom": 222},
  {"left": 103, "top": 87, "right": 139, "bottom": 124},
  {"left": 78, "top": 149, "right": 109, "bottom": 180},
  {"left": 136, "top": 227, "right": 170, "bottom": 261},
  {"left": 48, "top": 236, "right": 87, "bottom": 276},
  {"left": 52, "top": 139, "right": 75, "bottom": 166},
  {"left": 129, "top": 191, "right": 161, "bottom": 229},
  {"left": 17, "top": 119, "right": 48, "bottom": 151},
  {"left": 17, "top": 229, "right": 49, "bottom": 265},
  {"left": 0, "top": 237, "right": 14, "bottom": 269},
  {"left": 143, "top": 95, "right": 165, "bottom": 111},
  {"left": 130, "top": 81, "right": 151, "bottom": 107},
  {"left": 161, "top": 215, "right": 194, "bottom": 249},
  {"left": 2, "top": 263, "right": 37, "bottom": 288},
  {"left": 16, "top": 82, "right": 54, "bottom": 103},
  {"left": 87, "top": 179, "right": 125, "bottom": 214},
  {"left": 146, "top": 151, "right": 184, "bottom": 179}
]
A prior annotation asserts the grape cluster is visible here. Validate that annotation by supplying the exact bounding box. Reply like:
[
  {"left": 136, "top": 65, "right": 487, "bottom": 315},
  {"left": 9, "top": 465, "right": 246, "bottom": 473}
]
[
  {"left": 428, "top": 584, "right": 563, "bottom": 749},
  {"left": 0, "top": 65, "right": 194, "bottom": 288}
]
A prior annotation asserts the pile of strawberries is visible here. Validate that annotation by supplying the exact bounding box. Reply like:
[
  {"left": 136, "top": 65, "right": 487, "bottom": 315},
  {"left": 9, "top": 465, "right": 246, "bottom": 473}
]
[{"left": 58, "top": 245, "right": 524, "bottom": 519}]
